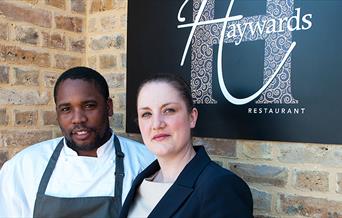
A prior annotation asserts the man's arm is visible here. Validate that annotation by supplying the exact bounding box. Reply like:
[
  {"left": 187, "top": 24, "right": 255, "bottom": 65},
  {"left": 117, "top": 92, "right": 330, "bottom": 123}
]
[{"left": 0, "top": 161, "right": 24, "bottom": 218}]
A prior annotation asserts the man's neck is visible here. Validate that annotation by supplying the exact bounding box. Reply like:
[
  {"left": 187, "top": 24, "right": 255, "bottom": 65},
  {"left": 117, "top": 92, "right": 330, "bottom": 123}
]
[{"left": 66, "top": 129, "right": 112, "bottom": 157}]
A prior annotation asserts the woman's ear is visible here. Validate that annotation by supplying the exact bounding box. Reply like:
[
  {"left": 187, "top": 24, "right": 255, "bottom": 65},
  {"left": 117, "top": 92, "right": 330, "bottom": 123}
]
[{"left": 189, "top": 107, "right": 198, "bottom": 128}]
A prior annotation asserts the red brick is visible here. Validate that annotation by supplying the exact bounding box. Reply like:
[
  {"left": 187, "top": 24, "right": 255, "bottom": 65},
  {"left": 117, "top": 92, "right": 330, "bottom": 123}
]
[
  {"left": 104, "top": 73, "right": 125, "bottom": 89},
  {"left": 230, "top": 163, "right": 288, "bottom": 187},
  {"left": 0, "top": 108, "right": 8, "bottom": 125},
  {"left": 55, "top": 15, "right": 83, "bottom": 32},
  {"left": 90, "top": 0, "right": 114, "bottom": 13},
  {"left": 88, "top": 18, "right": 97, "bottom": 32},
  {"left": 279, "top": 194, "right": 342, "bottom": 217},
  {"left": 71, "top": 0, "right": 86, "bottom": 14},
  {"left": 0, "top": 23, "right": 8, "bottom": 40},
  {"left": 15, "top": 110, "right": 38, "bottom": 126},
  {"left": 0, "top": 65, "right": 9, "bottom": 84},
  {"left": 100, "top": 16, "right": 116, "bottom": 30},
  {"left": 99, "top": 54, "right": 117, "bottom": 69},
  {"left": 294, "top": 170, "right": 329, "bottom": 192},
  {"left": 251, "top": 188, "right": 272, "bottom": 213},
  {"left": 42, "top": 32, "right": 66, "bottom": 50},
  {"left": 14, "top": 68, "right": 39, "bottom": 86},
  {"left": 90, "top": 35, "right": 124, "bottom": 50},
  {"left": 46, "top": 0, "right": 65, "bottom": 9},
  {"left": 14, "top": 26, "right": 39, "bottom": 45},
  {"left": 111, "top": 113, "right": 124, "bottom": 131},
  {"left": 0, "top": 150, "right": 9, "bottom": 168},
  {"left": 0, "top": 45, "right": 50, "bottom": 67},
  {"left": 87, "top": 56, "right": 97, "bottom": 69},
  {"left": 193, "top": 137, "right": 236, "bottom": 157},
  {"left": 0, "top": 2, "right": 52, "bottom": 28},
  {"left": 241, "top": 141, "right": 272, "bottom": 160},
  {"left": 43, "top": 72, "right": 59, "bottom": 88},
  {"left": 55, "top": 54, "right": 82, "bottom": 69},
  {"left": 0, "top": 88, "right": 50, "bottom": 105},
  {"left": 43, "top": 111, "right": 58, "bottom": 126},
  {"left": 112, "top": 93, "right": 125, "bottom": 111},
  {"left": 120, "top": 53, "right": 126, "bottom": 68},
  {"left": 69, "top": 37, "right": 85, "bottom": 52},
  {"left": 1, "top": 130, "right": 52, "bottom": 147},
  {"left": 23, "top": 0, "right": 39, "bottom": 4}
]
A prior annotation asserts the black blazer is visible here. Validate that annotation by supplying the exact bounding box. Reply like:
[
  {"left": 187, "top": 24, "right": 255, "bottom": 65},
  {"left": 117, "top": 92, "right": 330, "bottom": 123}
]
[{"left": 120, "top": 146, "right": 253, "bottom": 218}]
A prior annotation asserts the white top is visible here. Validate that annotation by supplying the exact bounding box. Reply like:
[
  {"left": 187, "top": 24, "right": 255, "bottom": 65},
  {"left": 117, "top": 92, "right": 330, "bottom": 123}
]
[
  {"left": 0, "top": 133, "right": 155, "bottom": 218},
  {"left": 128, "top": 177, "right": 172, "bottom": 218}
]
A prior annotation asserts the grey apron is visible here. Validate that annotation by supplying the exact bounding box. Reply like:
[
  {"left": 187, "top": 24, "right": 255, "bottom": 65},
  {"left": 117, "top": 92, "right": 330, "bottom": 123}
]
[{"left": 33, "top": 135, "right": 124, "bottom": 218}]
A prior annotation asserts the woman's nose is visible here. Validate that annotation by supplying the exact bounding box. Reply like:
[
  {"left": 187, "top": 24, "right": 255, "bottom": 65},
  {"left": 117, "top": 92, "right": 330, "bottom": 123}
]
[{"left": 152, "top": 114, "right": 166, "bottom": 130}]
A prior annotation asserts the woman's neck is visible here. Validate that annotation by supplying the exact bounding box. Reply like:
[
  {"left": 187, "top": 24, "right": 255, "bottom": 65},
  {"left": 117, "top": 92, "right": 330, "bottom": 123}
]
[{"left": 154, "top": 145, "right": 196, "bottom": 183}]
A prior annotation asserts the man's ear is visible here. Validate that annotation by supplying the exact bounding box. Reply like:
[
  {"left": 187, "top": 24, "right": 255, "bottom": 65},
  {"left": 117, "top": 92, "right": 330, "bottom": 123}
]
[{"left": 107, "top": 98, "right": 114, "bottom": 117}]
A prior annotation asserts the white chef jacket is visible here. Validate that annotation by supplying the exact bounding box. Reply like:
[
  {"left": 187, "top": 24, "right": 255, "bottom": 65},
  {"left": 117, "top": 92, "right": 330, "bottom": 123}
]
[{"left": 0, "top": 133, "right": 155, "bottom": 218}]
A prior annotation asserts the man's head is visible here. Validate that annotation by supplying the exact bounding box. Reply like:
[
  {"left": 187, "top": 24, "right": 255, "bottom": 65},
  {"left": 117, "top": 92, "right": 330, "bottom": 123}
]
[
  {"left": 54, "top": 67, "right": 113, "bottom": 156},
  {"left": 54, "top": 66, "right": 109, "bottom": 103}
]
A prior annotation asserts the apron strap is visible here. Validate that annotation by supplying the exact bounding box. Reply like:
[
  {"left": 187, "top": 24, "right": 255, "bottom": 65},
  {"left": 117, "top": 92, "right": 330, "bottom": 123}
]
[
  {"left": 36, "top": 135, "right": 125, "bottom": 205},
  {"left": 113, "top": 135, "right": 125, "bottom": 207},
  {"left": 36, "top": 139, "right": 64, "bottom": 195}
]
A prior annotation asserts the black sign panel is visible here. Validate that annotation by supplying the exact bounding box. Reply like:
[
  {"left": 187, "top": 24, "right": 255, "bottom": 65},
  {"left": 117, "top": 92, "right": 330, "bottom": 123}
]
[{"left": 126, "top": 0, "right": 342, "bottom": 144}]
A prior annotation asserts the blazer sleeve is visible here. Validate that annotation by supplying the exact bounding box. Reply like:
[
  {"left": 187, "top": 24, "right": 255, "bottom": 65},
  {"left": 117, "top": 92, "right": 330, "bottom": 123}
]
[{"left": 199, "top": 172, "right": 254, "bottom": 218}]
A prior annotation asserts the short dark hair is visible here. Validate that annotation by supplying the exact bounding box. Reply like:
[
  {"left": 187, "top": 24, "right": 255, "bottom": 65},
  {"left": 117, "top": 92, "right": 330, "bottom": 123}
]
[
  {"left": 137, "top": 73, "right": 194, "bottom": 112},
  {"left": 53, "top": 66, "right": 109, "bottom": 103}
]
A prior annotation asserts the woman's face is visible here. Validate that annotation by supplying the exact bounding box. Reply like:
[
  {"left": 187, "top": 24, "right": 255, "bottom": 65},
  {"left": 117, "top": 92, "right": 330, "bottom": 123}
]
[{"left": 137, "top": 81, "right": 198, "bottom": 159}]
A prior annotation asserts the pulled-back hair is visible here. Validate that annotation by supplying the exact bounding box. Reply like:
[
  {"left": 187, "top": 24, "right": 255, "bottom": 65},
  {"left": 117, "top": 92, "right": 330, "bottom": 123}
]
[
  {"left": 53, "top": 66, "right": 109, "bottom": 103},
  {"left": 137, "top": 74, "right": 194, "bottom": 112}
]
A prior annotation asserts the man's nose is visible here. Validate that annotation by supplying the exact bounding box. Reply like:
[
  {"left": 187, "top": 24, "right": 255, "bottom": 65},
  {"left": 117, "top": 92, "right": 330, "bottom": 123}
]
[{"left": 72, "top": 109, "right": 87, "bottom": 124}]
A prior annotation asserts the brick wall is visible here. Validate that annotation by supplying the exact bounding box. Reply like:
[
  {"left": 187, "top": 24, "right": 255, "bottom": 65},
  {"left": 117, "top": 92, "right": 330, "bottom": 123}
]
[
  {"left": 86, "top": 0, "right": 127, "bottom": 133},
  {"left": 0, "top": 0, "right": 85, "bottom": 161},
  {"left": 0, "top": 1, "right": 341, "bottom": 217}
]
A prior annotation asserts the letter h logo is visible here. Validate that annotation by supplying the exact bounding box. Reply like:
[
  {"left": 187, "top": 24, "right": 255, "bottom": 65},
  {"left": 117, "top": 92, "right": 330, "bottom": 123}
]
[{"left": 178, "top": 0, "right": 298, "bottom": 105}]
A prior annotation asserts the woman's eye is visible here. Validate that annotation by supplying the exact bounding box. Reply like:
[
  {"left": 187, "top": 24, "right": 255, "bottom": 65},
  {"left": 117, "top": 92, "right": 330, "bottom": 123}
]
[
  {"left": 141, "top": 112, "right": 151, "bottom": 118},
  {"left": 164, "top": 108, "right": 175, "bottom": 114}
]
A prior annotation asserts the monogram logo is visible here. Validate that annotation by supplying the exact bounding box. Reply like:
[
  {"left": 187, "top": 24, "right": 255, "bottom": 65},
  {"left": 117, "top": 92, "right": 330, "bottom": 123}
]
[{"left": 178, "top": 0, "right": 313, "bottom": 105}]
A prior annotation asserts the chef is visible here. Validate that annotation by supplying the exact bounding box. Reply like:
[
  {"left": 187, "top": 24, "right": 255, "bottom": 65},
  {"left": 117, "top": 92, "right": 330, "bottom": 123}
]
[{"left": 0, "top": 66, "right": 155, "bottom": 218}]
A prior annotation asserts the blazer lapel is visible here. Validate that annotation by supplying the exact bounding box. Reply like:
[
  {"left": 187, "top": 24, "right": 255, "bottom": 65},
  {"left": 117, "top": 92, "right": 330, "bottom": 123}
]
[
  {"left": 148, "top": 146, "right": 211, "bottom": 218},
  {"left": 148, "top": 184, "right": 193, "bottom": 218},
  {"left": 120, "top": 160, "right": 160, "bottom": 218}
]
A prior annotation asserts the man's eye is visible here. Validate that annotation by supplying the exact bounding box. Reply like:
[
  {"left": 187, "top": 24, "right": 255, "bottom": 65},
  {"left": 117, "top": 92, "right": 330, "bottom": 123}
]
[
  {"left": 85, "top": 104, "right": 96, "bottom": 109},
  {"left": 60, "top": 107, "right": 70, "bottom": 112}
]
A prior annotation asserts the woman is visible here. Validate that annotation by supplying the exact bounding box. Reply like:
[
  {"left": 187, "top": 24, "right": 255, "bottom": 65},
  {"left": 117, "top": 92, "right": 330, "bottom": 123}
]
[{"left": 120, "top": 74, "right": 253, "bottom": 218}]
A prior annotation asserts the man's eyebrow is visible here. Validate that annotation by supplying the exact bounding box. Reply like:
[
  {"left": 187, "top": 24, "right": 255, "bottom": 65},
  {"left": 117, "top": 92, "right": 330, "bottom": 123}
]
[
  {"left": 57, "top": 103, "right": 70, "bottom": 108},
  {"left": 57, "top": 103, "right": 70, "bottom": 107}
]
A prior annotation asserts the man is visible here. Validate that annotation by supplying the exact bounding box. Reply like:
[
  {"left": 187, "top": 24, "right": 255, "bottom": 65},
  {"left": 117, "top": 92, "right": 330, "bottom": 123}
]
[{"left": 0, "top": 66, "right": 155, "bottom": 218}]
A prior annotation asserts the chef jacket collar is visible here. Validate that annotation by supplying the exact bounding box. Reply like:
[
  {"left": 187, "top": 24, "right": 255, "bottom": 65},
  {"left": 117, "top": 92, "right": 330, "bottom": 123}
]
[{"left": 62, "top": 131, "right": 115, "bottom": 158}]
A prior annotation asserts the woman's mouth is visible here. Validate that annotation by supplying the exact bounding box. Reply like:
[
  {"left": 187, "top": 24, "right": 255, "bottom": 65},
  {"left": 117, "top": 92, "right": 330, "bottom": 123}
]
[{"left": 152, "top": 133, "right": 170, "bottom": 141}]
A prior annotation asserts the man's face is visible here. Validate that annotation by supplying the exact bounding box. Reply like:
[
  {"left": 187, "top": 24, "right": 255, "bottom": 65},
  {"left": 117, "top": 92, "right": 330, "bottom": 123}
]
[{"left": 55, "top": 79, "right": 113, "bottom": 153}]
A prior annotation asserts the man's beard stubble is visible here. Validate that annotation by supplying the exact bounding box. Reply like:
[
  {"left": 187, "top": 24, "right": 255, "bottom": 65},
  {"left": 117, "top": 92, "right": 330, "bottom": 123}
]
[{"left": 65, "top": 127, "right": 112, "bottom": 153}]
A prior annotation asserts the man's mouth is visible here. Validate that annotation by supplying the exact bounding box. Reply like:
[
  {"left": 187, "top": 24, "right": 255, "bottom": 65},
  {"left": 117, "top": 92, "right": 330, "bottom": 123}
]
[
  {"left": 71, "top": 128, "right": 93, "bottom": 140},
  {"left": 74, "top": 130, "right": 88, "bottom": 135}
]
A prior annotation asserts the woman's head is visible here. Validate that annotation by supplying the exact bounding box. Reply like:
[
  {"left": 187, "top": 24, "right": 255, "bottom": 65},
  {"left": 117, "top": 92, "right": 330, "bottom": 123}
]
[
  {"left": 136, "top": 74, "right": 198, "bottom": 158},
  {"left": 137, "top": 74, "right": 194, "bottom": 113}
]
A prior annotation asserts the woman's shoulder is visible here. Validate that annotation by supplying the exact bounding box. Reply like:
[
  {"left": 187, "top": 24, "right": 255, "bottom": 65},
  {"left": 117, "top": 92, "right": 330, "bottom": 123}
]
[
  {"left": 196, "top": 161, "right": 253, "bottom": 214},
  {"left": 201, "top": 161, "right": 248, "bottom": 187}
]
